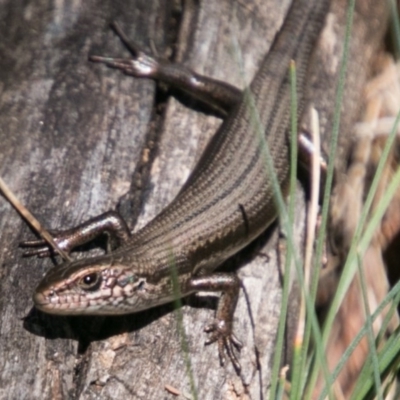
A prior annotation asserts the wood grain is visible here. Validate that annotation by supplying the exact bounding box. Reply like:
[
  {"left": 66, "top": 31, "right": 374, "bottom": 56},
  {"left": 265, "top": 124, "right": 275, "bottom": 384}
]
[{"left": 0, "top": 0, "right": 389, "bottom": 398}]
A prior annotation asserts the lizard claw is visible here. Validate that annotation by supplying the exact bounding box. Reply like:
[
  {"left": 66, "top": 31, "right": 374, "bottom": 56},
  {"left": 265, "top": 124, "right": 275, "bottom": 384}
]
[
  {"left": 89, "top": 22, "right": 160, "bottom": 80},
  {"left": 20, "top": 230, "right": 74, "bottom": 258},
  {"left": 20, "top": 243, "right": 52, "bottom": 258},
  {"left": 20, "top": 211, "right": 131, "bottom": 258},
  {"left": 89, "top": 53, "right": 160, "bottom": 80},
  {"left": 205, "top": 319, "right": 243, "bottom": 372}
]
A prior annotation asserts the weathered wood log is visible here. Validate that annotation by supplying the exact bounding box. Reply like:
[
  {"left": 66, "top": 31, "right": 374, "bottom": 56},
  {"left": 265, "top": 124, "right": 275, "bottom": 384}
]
[{"left": 0, "top": 0, "right": 389, "bottom": 398}]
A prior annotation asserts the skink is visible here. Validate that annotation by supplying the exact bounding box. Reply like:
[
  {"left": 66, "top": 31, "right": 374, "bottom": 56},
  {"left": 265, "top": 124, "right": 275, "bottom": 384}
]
[{"left": 24, "top": 0, "right": 329, "bottom": 369}]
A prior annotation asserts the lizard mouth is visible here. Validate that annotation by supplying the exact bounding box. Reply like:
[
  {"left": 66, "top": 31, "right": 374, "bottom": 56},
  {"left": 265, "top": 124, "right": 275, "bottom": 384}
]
[
  {"left": 32, "top": 291, "right": 76, "bottom": 315},
  {"left": 32, "top": 293, "right": 86, "bottom": 315},
  {"left": 32, "top": 291, "right": 47, "bottom": 305},
  {"left": 32, "top": 291, "right": 57, "bottom": 313}
]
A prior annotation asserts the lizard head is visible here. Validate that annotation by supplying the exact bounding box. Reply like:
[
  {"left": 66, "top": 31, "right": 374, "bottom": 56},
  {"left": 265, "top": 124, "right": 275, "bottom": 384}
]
[{"left": 33, "top": 255, "right": 173, "bottom": 315}]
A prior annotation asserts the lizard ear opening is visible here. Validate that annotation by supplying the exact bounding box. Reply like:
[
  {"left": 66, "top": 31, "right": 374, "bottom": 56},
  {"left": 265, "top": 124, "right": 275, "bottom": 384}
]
[{"left": 79, "top": 272, "right": 102, "bottom": 291}]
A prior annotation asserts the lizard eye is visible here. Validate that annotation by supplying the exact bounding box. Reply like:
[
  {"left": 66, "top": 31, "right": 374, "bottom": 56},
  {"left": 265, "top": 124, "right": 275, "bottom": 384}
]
[{"left": 79, "top": 272, "right": 102, "bottom": 291}]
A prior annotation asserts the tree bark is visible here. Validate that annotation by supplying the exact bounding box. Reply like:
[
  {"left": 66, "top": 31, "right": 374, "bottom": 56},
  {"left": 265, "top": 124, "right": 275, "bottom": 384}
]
[{"left": 0, "top": 0, "right": 389, "bottom": 399}]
